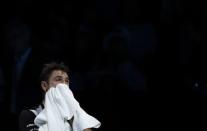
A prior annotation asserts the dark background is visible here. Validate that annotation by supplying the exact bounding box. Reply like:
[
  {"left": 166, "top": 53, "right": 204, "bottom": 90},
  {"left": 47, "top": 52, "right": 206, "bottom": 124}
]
[{"left": 0, "top": 0, "right": 206, "bottom": 130}]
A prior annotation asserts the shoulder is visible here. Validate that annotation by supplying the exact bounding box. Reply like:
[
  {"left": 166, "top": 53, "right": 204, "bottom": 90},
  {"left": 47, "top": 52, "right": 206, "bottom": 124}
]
[
  {"left": 19, "top": 109, "right": 38, "bottom": 131},
  {"left": 19, "top": 109, "right": 36, "bottom": 121},
  {"left": 19, "top": 104, "right": 43, "bottom": 119}
]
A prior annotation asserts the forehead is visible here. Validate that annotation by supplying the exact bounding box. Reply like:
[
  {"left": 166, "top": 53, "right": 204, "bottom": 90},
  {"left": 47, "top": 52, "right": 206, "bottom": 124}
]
[{"left": 50, "top": 70, "right": 68, "bottom": 78}]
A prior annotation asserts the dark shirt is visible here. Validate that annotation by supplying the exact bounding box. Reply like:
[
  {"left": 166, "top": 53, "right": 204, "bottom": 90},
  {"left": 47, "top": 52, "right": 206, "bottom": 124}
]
[
  {"left": 19, "top": 104, "right": 43, "bottom": 131},
  {"left": 19, "top": 104, "right": 75, "bottom": 131}
]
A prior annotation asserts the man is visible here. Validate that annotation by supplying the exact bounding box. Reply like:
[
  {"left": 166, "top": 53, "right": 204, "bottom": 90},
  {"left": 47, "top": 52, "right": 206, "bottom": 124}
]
[{"left": 19, "top": 62, "right": 100, "bottom": 131}]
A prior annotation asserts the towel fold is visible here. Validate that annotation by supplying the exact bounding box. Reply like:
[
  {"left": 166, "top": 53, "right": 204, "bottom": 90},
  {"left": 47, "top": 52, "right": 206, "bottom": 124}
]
[{"left": 34, "top": 83, "right": 101, "bottom": 131}]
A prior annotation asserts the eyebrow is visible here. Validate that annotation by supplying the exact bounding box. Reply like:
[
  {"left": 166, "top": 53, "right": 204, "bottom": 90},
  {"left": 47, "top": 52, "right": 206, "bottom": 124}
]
[{"left": 54, "top": 75, "right": 69, "bottom": 80}]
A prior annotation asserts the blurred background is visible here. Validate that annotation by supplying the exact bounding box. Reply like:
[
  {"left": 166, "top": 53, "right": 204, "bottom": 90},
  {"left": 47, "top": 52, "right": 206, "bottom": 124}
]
[{"left": 0, "top": 0, "right": 206, "bottom": 130}]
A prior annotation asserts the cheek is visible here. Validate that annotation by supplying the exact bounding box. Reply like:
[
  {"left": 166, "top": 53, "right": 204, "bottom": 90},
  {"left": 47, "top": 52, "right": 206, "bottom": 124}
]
[{"left": 49, "top": 81, "right": 58, "bottom": 88}]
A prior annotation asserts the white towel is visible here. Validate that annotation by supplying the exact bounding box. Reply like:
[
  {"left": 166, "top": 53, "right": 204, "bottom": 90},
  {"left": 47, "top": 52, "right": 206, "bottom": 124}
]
[{"left": 34, "top": 83, "right": 101, "bottom": 131}]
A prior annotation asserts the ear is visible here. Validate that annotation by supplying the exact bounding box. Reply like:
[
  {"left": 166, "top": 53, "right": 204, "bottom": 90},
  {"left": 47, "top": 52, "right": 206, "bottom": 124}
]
[{"left": 41, "top": 81, "right": 48, "bottom": 92}]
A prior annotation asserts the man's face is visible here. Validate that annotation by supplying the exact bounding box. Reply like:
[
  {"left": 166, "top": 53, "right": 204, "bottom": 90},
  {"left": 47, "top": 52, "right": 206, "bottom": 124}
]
[{"left": 44, "top": 70, "right": 69, "bottom": 91}]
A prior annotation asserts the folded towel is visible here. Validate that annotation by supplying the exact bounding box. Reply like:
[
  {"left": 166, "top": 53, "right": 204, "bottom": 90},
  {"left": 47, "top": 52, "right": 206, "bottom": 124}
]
[{"left": 34, "top": 83, "right": 101, "bottom": 131}]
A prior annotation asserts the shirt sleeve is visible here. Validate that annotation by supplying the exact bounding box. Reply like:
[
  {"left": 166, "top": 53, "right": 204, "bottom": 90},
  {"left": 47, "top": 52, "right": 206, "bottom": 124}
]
[{"left": 19, "top": 110, "right": 39, "bottom": 131}]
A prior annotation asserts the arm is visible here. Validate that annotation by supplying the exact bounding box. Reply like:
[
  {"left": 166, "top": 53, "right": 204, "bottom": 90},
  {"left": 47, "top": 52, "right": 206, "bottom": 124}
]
[
  {"left": 19, "top": 110, "right": 39, "bottom": 131},
  {"left": 84, "top": 129, "right": 93, "bottom": 131}
]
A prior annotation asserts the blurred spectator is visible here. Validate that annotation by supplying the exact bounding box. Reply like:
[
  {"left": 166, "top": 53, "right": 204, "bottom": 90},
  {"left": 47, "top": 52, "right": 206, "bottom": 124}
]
[
  {"left": 100, "top": 24, "right": 158, "bottom": 92},
  {"left": 3, "top": 16, "right": 31, "bottom": 113},
  {"left": 103, "top": 24, "right": 157, "bottom": 62},
  {"left": 2, "top": 15, "right": 43, "bottom": 115}
]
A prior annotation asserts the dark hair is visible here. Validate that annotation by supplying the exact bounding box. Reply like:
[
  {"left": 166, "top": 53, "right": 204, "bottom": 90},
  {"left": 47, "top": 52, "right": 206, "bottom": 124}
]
[{"left": 39, "top": 62, "right": 69, "bottom": 83}]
